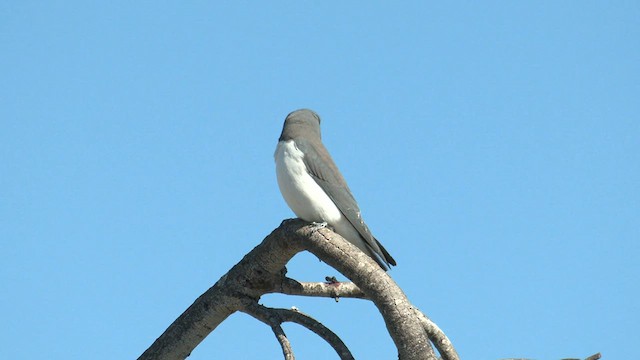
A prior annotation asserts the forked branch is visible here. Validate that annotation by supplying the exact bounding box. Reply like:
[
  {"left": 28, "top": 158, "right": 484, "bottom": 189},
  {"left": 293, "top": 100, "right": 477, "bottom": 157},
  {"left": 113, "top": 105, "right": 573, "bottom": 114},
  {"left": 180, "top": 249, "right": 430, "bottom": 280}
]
[
  {"left": 138, "top": 219, "right": 454, "bottom": 360},
  {"left": 240, "top": 301, "right": 354, "bottom": 360}
]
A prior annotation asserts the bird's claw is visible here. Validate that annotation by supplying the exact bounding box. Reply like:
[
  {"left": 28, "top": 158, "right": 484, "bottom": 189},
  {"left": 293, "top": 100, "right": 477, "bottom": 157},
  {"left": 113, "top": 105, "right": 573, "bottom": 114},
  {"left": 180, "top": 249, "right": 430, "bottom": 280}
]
[{"left": 312, "top": 221, "right": 328, "bottom": 229}]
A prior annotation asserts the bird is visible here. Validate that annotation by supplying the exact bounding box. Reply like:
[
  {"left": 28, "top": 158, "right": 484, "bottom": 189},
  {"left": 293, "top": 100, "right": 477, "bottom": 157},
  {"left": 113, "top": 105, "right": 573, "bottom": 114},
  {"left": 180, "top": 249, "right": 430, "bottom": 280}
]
[{"left": 274, "top": 109, "right": 396, "bottom": 270}]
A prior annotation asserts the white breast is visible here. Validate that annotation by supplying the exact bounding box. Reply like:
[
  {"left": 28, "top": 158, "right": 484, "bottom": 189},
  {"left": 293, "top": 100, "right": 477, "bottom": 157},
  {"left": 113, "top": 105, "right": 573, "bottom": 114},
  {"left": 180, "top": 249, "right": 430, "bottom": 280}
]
[{"left": 274, "top": 140, "right": 343, "bottom": 224}]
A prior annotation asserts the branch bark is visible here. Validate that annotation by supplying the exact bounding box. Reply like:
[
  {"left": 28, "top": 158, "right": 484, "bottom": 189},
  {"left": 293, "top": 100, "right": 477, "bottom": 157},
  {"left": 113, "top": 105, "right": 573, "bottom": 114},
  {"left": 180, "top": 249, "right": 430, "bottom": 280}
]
[
  {"left": 414, "top": 308, "right": 459, "bottom": 360},
  {"left": 240, "top": 301, "right": 355, "bottom": 360},
  {"left": 139, "top": 219, "right": 452, "bottom": 360},
  {"left": 299, "top": 225, "right": 437, "bottom": 359},
  {"left": 240, "top": 301, "right": 296, "bottom": 360},
  {"left": 274, "top": 277, "right": 367, "bottom": 299},
  {"left": 138, "top": 220, "right": 304, "bottom": 360}
]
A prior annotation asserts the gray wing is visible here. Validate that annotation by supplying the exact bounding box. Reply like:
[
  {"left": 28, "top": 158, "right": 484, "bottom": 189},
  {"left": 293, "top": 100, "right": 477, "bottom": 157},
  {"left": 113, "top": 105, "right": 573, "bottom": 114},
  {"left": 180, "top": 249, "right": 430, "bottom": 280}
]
[{"left": 296, "top": 138, "right": 396, "bottom": 268}]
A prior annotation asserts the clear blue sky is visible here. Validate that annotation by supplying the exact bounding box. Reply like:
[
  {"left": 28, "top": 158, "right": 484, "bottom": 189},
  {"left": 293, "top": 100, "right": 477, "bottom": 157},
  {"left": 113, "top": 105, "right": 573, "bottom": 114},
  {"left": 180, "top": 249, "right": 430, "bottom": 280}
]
[{"left": 1, "top": 2, "right": 638, "bottom": 359}]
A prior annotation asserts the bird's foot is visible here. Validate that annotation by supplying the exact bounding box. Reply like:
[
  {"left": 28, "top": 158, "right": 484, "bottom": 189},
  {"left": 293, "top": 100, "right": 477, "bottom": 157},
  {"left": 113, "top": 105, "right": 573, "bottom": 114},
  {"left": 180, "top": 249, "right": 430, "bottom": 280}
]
[{"left": 311, "top": 221, "right": 328, "bottom": 229}]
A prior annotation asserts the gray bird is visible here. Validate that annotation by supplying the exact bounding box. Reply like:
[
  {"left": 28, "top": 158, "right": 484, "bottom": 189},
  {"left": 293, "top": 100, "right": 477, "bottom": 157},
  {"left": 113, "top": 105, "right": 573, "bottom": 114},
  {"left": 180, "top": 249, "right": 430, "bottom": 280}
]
[{"left": 274, "top": 109, "right": 396, "bottom": 270}]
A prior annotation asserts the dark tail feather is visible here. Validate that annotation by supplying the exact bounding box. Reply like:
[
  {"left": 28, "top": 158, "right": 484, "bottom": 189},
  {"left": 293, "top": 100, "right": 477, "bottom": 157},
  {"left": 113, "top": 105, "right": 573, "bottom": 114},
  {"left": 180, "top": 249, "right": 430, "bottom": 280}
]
[{"left": 377, "top": 240, "right": 397, "bottom": 267}]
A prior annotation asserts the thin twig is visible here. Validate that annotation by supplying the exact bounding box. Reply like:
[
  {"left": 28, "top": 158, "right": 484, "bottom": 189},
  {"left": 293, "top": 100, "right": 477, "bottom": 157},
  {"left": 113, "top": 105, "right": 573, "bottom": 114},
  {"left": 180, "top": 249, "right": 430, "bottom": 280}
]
[
  {"left": 273, "top": 307, "right": 355, "bottom": 360},
  {"left": 271, "top": 324, "right": 295, "bottom": 360},
  {"left": 275, "top": 277, "right": 367, "bottom": 299},
  {"left": 413, "top": 309, "right": 459, "bottom": 360},
  {"left": 239, "top": 300, "right": 295, "bottom": 359},
  {"left": 240, "top": 301, "right": 355, "bottom": 360}
]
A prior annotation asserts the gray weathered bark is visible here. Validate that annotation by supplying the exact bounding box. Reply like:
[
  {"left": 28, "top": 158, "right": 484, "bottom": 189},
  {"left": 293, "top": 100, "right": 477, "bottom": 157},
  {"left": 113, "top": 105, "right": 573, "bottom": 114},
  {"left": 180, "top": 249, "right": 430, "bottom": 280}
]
[{"left": 138, "top": 219, "right": 457, "bottom": 360}]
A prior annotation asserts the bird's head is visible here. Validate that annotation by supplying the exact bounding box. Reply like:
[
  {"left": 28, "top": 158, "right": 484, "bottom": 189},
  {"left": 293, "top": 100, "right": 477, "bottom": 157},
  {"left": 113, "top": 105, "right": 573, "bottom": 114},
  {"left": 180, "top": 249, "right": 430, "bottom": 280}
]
[{"left": 279, "top": 109, "right": 322, "bottom": 141}]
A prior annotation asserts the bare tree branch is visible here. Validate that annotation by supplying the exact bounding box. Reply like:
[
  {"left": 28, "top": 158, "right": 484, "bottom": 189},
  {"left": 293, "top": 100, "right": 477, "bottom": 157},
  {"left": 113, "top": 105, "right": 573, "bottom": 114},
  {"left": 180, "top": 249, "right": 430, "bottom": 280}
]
[
  {"left": 275, "top": 307, "right": 355, "bottom": 360},
  {"left": 413, "top": 308, "right": 459, "bottom": 360},
  {"left": 138, "top": 221, "right": 305, "bottom": 360},
  {"left": 273, "top": 277, "right": 367, "bottom": 299},
  {"left": 276, "top": 279, "right": 459, "bottom": 360},
  {"left": 272, "top": 325, "right": 295, "bottom": 360},
  {"left": 271, "top": 325, "right": 296, "bottom": 360},
  {"left": 302, "top": 226, "right": 437, "bottom": 360},
  {"left": 239, "top": 301, "right": 295, "bottom": 360},
  {"left": 139, "top": 219, "right": 447, "bottom": 360},
  {"left": 241, "top": 301, "right": 355, "bottom": 360}
]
